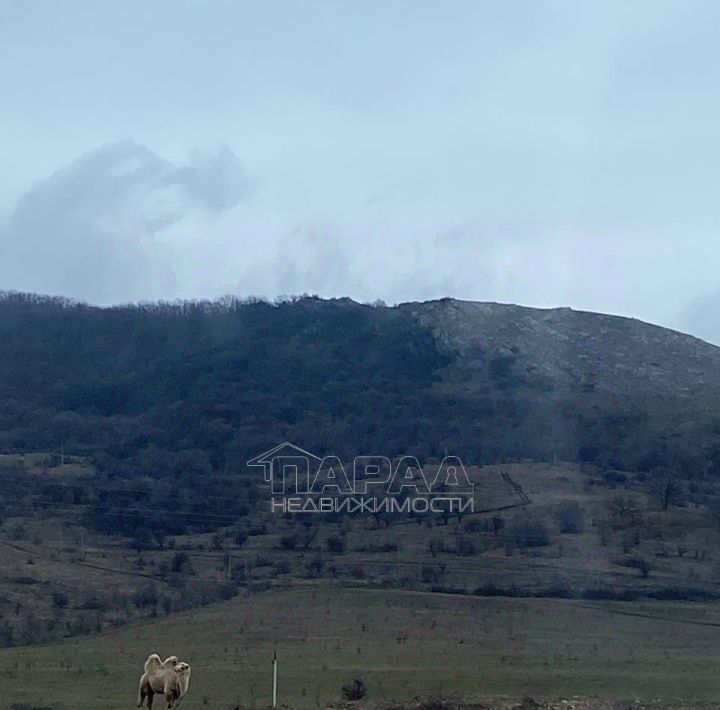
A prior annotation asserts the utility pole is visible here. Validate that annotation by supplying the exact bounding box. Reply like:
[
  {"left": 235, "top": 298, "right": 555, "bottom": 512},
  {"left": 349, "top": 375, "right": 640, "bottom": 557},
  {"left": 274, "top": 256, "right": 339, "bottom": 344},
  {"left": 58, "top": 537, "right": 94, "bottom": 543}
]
[{"left": 272, "top": 650, "right": 278, "bottom": 709}]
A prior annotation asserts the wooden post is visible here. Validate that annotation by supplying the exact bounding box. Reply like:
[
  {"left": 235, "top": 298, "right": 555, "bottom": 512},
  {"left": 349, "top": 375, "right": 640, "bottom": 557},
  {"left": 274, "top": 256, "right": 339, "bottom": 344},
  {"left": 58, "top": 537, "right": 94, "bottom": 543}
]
[{"left": 272, "top": 650, "right": 278, "bottom": 709}]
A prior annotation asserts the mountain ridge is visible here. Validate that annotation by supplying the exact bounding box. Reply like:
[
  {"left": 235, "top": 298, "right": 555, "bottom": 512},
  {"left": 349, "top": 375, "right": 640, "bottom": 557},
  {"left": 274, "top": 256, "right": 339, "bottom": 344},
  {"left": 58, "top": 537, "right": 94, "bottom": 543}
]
[
  {"left": 1, "top": 289, "right": 718, "bottom": 472},
  {"left": 404, "top": 297, "right": 720, "bottom": 401}
]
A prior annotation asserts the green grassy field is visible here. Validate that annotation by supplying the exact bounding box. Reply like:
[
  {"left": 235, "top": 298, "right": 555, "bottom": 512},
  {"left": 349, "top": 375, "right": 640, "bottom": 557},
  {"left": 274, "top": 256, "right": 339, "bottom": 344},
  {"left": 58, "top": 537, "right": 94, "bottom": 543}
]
[{"left": 3, "top": 583, "right": 720, "bottom": 708}]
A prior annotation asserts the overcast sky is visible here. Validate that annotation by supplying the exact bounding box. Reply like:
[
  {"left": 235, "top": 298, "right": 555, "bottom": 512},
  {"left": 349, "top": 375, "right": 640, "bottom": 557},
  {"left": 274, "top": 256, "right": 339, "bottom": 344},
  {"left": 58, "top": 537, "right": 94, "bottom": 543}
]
[{"left": 2, "top": 1, "right": 720, "bottom": 342}]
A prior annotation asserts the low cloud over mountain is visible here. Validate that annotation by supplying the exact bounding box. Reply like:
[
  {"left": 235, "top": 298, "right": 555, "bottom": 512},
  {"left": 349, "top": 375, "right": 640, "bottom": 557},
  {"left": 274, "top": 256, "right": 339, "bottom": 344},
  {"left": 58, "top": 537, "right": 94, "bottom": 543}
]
[
  {"left": 0, "top": 141, "right": 250, "bottom": 304},
  {"left": 2, "top": 138, "right": 720, "bottom": 347}
]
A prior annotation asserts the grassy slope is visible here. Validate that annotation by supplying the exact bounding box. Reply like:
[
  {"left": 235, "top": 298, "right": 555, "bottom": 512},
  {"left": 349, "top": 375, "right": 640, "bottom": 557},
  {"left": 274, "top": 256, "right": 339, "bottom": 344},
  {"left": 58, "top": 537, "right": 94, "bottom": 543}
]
[
  {"left": 4, "top": 584, "right": 720, "bottom": 709},
  {"left": 4, "top": 460, "right": 720, "bottom": 660}
]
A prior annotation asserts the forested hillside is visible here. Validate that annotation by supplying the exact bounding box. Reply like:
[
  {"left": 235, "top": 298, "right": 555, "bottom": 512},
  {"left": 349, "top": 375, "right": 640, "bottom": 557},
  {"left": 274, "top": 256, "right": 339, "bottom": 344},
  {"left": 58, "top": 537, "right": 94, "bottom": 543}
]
[
  {"left": 2, "top": 291, "right": 720, "bottom": 539},
  {"left": 3, "top": 292, "right": 720, "bottom": 646}
]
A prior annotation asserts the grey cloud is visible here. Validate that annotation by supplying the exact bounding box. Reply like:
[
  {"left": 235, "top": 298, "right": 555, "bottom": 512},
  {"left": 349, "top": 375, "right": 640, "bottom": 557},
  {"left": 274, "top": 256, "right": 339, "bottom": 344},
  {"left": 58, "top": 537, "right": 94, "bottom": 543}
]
[
  {"left": 677, "top": 292, "right": 720, "bottom": 346},
  {"left": 0, "top": 141, "right": 250, "bottom": 303},
  {"left": 2, "top": 1, "right": 720, "bottom": 341}
]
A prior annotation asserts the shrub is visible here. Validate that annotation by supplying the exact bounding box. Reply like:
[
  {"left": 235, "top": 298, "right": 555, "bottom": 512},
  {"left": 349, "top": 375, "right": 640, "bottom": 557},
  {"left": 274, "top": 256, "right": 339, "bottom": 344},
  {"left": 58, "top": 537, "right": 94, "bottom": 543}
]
[
  {"left": 9, "top": 525, "right": 27, "bottom": 541},
  {"left": 456, "top": 535, "right": 477, "bottom": 556},
  {"left": 462, "top": 518, "right": 485, "bottom": 533},
  {"left": 170, "top": 552, "right": 193, "bottom": 574},
  {"left": 306, "top": 555, "right": 324, "bottom": 577},
  {"left": 421, "top": 564, "right": 445, "bottom": 584},
  {"left": 614, "top": 555, "right": 652, "bottom": 578},
  {"left": 280, "top": 534, "right": 297, "bottom": 550},
  {"left": 326, "top": 535, "right": 346, "bottom": 554},
  {"left": 554, "top": 501, "right": 584, "bottom": 534},
  {"left": 501, "top": 520, "right": 551, "bottom": 549},
  {"left": 12, "top": 575, "right": 39, "bottom": 585},
  {"left": 51, "top": 591, "right": 68, "bottom": 609},
  {"left": 273, "top": 560, "right": 291, "bottom": 575},
  {"left": 341, "top": 678, "right": 368, "bottom": 701},
  {"left": 350, "top": 564, "right": 366, "bottom": 579},
  {"left": 427, "top": 536, "right": 445, "bottom": 557}
]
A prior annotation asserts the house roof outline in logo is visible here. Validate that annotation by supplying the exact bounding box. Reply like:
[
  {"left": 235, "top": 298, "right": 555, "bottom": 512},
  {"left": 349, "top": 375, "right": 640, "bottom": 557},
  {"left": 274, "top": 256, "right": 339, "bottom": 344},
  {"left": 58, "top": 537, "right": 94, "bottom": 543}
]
[{"left": 247, "top": 442, "right": 322, "bottom": 482}]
